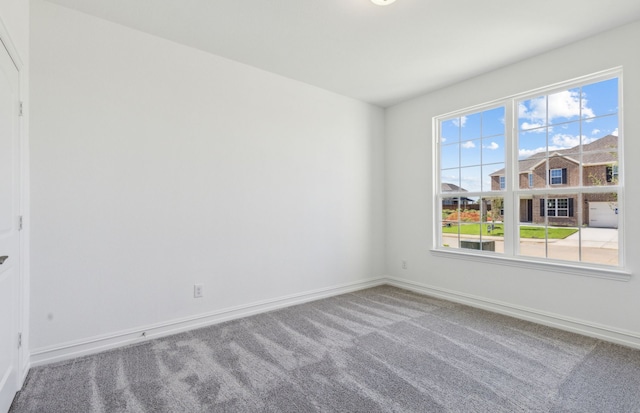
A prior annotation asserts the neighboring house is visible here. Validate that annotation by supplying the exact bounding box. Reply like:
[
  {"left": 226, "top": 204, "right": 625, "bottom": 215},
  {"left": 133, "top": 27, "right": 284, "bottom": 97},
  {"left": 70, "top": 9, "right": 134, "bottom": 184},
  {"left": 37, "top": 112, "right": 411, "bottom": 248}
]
[
  {"left": 441, "top": 183, "right": 476, "bottom": 208},
  {"left": 490, "top": 135, "right": 618, "bottom": 227}
]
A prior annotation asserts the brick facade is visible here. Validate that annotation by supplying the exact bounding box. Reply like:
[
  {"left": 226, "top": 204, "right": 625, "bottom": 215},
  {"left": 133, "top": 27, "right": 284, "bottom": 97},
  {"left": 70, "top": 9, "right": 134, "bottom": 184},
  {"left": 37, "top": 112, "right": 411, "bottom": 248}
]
[{"left": 487, "top": 135, "right": 618, "bottom": 227}]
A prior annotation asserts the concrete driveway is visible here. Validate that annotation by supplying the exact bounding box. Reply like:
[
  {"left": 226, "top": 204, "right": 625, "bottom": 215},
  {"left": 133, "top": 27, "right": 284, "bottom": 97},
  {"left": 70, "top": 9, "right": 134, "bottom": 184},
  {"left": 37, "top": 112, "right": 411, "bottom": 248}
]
[{"left": 557, "top": 227, "right": 618, "bottom": 248}]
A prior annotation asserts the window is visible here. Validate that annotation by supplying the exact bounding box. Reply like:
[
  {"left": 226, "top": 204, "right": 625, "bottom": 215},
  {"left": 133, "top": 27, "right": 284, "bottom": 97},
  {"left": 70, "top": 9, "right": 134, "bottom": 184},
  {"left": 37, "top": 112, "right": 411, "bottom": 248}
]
[
  {"left": 543, "top": 198, "right": 572, "bottom": 217},
  {"left": 439, "top": 106, "right": 505, "bottom": 252},
  {"left": 550, "top": 168, "right": 564, "bottom": 185},
  {"left": 436, "top": 70, "right": 622, "bottom": 269},
  {"left": 606, "top": 165, "right": 619, "bottom": 183}
]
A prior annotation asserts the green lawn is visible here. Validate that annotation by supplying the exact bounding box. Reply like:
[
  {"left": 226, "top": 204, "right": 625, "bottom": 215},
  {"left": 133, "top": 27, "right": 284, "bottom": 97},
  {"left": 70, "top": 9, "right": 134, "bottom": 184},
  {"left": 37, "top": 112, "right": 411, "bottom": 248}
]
[{"left": 442, "top": 223, "right": 578, "bottom": 239}]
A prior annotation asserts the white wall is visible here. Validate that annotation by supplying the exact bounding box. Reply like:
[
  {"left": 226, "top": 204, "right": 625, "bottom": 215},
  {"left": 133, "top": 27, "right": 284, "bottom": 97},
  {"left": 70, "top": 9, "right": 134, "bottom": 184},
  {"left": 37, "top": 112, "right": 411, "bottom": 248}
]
[
  {"left": 29, "top": 0, "right": 385, "bottom": 357},
  {"left": 0, "top": 0, "right": 27, "bottom": 56},
  {"left": 386, "top": 21, "right": 640, "bottom": 345}
]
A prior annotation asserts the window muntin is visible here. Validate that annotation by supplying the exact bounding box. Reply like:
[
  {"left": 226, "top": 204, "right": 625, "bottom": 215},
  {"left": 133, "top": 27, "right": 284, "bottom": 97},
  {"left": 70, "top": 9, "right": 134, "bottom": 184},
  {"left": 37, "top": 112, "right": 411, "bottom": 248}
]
[
  {"left": 439, "top": 107, "right": 506, "bottom": 253},
  {"left": 605, "top": 165, "right": 619, "bottom": 183},
  {"left": 436, "top": 71, "right": 622, "bottom": 269},
  {"left": 547, "top": 198, "right": 569, "bottom": 217}
]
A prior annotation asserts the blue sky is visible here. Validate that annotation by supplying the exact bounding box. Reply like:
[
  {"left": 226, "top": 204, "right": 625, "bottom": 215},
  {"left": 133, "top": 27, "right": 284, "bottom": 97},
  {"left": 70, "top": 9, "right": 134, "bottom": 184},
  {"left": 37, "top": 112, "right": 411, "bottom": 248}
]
[
  {"left": 440, "top": 77, "right": 618, "bottom": 193},
  {"left": 518, "top": 78, "right": 618, "bottom": 158}
]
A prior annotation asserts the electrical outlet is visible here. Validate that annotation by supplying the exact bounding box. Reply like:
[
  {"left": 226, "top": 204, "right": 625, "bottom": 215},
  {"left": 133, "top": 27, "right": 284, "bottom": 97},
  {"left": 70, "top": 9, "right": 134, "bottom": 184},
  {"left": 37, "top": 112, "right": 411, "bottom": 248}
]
[
  {"left": 402, "top": 260, "right": 407, "bottom": 269},
  {"left": 194, "top": 284, "right": 203, "bottom": 298}
]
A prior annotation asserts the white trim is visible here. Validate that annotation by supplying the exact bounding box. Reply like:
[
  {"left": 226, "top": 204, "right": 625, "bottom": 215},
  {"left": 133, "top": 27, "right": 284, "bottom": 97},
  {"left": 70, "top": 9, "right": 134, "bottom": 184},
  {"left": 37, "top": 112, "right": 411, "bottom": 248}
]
[
  {"left": 430, "top": 248, "right": 630, "bottom": 281},
  {"left": 19, "top": 361, "right": 29, "bottom": 386},
  {"left": 386, "top": 276, "right": 640, "bottom": 349},
  {"left": 0, "top": 17, "right": 23, "bottom": 71},
  {"left": 434, "top": 68, "right": 624, "bottom": 271},
  {"left": 17, "top": 63, "right": 29, "bottom": 391},
  {"left": 27, "top": 275, "right": 640, "bottom": 370},
  {"left": 29, "top": 278, "right": 386, "bottom": 367},
  {"left": 435, "top": 68, "right": 621, "bottom": 123},
  {"left": 0, "top": 14, "right": 29, "bottom": 396},
  {"left": 546, "top": 197, "right": 569, "bottom": 217}
]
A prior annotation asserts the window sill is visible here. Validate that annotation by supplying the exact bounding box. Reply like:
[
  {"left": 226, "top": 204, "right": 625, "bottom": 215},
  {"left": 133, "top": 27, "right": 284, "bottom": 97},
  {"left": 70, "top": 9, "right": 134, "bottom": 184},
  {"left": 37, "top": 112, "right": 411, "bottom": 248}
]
[{"left": 430, "top": 248, "right": 631, "bottom": 282}]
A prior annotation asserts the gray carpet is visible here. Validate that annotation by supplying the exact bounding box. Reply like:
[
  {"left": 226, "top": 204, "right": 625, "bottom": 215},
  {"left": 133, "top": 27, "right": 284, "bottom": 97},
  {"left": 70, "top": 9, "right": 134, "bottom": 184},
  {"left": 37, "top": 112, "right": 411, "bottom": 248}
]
[{"left": 10, "top": 285, "right": 640, "bottom": 412}]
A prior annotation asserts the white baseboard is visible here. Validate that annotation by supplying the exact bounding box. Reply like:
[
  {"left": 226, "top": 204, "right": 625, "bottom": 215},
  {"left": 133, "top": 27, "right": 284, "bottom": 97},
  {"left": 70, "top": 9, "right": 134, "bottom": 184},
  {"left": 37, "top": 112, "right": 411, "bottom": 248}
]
[
  {"left": 29, "top": 275, "right": 640, "bottom": 368},
  {"left": 19, "top": 360, "right": 29, "bottom": 386},
  {"left": 386, "top": 276, "right": 640, "bottom": 349},
  {"left": 30, "top": 277, "right": 386, "bottom": 367}
]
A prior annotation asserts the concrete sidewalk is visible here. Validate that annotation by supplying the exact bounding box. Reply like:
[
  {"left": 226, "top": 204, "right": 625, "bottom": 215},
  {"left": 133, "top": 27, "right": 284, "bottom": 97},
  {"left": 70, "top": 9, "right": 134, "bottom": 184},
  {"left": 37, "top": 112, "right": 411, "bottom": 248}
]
[{"left": 442, "top": 227, "right": 619, "bottom": 266}]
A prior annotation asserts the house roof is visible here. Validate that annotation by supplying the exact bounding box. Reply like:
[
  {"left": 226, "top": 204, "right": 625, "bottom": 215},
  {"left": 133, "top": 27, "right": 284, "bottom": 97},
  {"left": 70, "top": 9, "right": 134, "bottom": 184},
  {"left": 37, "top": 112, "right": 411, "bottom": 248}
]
[
  {"left": 491, "top": 134, "right": 618, "bottom": 176},
  {"left": 442, "top": 183, "right": 468, "bottom": 192}
]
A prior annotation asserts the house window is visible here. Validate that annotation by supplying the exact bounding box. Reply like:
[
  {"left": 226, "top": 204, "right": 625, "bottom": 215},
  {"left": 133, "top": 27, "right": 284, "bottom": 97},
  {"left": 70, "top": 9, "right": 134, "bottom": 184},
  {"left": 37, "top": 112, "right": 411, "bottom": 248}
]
[
  {"left": 436, "top": 70, "right": 622, "bottom": 269},
  {"left": 550, "top": 168, "right": 564, "bottom": 185},
  {"left": 544, "top": 198, "right": 571, "bottom": 217},
  {"left": 606, "top": 165, "right": 619, "bottom": 183}
]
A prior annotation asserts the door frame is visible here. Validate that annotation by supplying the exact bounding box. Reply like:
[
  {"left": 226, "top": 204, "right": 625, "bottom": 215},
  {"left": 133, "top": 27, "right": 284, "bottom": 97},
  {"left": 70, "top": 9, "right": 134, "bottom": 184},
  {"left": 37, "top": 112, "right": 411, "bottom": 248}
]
[{"left": 0, "top": 14, "right": 29, "bottom": 394}]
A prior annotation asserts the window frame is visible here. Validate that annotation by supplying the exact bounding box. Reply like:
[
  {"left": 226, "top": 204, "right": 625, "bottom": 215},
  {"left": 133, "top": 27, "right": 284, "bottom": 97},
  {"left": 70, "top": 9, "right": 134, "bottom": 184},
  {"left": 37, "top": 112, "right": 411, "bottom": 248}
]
[
  {"left": 547, "top": 198, "right": 569, "bottom": 217},
  {"left": 550, "top": 169, "right": 563, "bottom": 185},
  {"left": 433, "top": 67, "right": 627, "bottom": 278}
]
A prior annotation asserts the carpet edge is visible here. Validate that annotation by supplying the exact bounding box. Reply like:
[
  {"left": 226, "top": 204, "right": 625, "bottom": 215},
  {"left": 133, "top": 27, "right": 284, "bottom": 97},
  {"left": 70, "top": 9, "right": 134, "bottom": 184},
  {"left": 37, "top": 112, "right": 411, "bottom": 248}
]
[{"left": 29, "top": 277, "right": 387, "bottom": 368}]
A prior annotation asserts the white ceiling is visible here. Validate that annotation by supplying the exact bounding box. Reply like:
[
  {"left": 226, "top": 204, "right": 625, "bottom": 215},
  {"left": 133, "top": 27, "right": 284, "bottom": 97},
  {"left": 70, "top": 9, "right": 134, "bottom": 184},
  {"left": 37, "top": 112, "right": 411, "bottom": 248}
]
[{"left": 44, "top": 0, "right": 640, "bottom": 107}]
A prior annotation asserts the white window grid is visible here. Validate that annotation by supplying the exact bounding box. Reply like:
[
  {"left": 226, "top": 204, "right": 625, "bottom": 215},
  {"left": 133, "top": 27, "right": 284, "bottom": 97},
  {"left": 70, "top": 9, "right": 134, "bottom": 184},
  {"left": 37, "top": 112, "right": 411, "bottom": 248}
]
[
  {"left": 434, "top": 67, "right": 624, "bottom": 270},
  {"left": 547, "top": 198, "right": 568, "bottom": 217}
]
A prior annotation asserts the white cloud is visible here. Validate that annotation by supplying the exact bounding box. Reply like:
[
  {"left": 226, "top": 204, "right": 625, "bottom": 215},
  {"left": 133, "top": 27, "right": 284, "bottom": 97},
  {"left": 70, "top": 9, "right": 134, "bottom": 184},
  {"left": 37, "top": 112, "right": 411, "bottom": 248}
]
[
  {"left": 518, "top": 102, "right": 532, "bottom": 118},
  {"left": 520, "top": 90, "right": 595, "bottom": 125},
  {"left": 555, "top": 133, "right": 597, "bottom": 148},
  {"left": 591, "top": 129, "right": 601, "bottom": 135},
  {"left": 550, "top": 133, "right": 581, "bottom": 148},
  {"left": 518, "top": 133, "right": 597, "bottom": 159},
  {"left": 483, "top": 142, "right": 499, "bottom": 150},
  {"left": 461, "top": 141, "right": 476, "bottom": 149},
  {"left": 452, "top": 116, "right": 467, "bottom": 127},
  {"left": 549, "top": 90, "right": 595, "bottom": 119},
  {"left": 460, "top": 176, "right": 481, "bottom": 193},
  {"left": 518, "top": 145, "right": 571, "bottom": 158},
  {"left": 441, "top": 137, "right": 447, "bottom": 142},
  {"left": 519, "top": 147, "right": 545, "bottom": 158},
  {"left": 612, "top": 128, "right": 619, "bottom": 136},
  {"left": 521, "top": 122, "right": 546, "bottom": 131},
  {"left": 519, "top": 147, "right": 558, "bottom": 158},
  {"left": 440, "top": 172, "right": 459, "bottom": 183}
]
